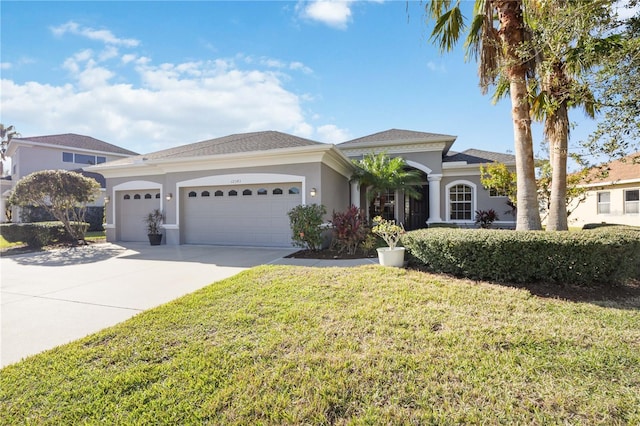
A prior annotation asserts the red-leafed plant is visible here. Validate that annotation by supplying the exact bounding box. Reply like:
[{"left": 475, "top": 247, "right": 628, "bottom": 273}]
[{"left": 331, "top": 205, "right": 369, "bottom": 255}]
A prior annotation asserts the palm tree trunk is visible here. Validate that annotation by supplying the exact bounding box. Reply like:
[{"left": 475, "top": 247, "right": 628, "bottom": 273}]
[
  {"left": 495, "top": 0, "right": 542, "bottom": 230},
  {"left": 546, "top": 103, "right": 569, "bottom": 231}
]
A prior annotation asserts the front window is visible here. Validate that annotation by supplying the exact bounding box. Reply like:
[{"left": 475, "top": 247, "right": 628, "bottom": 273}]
[
  {"left": 625, "top": 189, "right": 639, "bottom": 214},
  {"left": 597, "top": 192, "right": 610, "bottom": 214},
  {"left": 450, "top": 184, "right": 472, "bottom": 220},
  {"left": 62, "top": 152, "right": 73, "bottom": 162},
  {"left": 371, "top": 189, "right": 395, "bottom": 220}
]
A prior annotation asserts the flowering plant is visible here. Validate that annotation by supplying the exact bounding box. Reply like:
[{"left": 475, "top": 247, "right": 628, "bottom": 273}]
[{"left": 371, "top": 216, "right": 405, "bottom": 250}]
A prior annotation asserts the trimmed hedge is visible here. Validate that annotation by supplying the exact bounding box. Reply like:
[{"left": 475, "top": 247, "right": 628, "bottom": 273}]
[
  {"left": 402, "top": 226, "right": 640, "bottom": 286},
  {"left": 0, "top": 222, "right": 89, "bottom": 247},
  {"left": 20, "top": 206, "right": 104, "bottom": 232}
]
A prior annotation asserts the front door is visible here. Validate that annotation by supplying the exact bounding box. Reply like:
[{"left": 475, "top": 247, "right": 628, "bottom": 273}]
[{"left": 405, "top": 184, "right": 429, "bottom": 230}]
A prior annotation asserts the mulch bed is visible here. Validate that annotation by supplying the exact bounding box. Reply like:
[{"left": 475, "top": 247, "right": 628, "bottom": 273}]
[{"left": 285, "top": 248, "right": 376, "bottom": 260}]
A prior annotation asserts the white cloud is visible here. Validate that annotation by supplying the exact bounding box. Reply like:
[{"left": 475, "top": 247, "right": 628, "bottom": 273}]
[
  {"left": 298, "top": 0, "right": 354, "bottom": 30},
  {"left": 1, "top": 63, "right": 11, "bottom": 70},
  {"left": 426, "top": 61, "right": 446, "bottom": 73},
  {"left": 316, "top": 124, "right": 351, "bottom": 143},
  {"left": 51, "top": 21, "right": 140, "bottom": 47},
  {"left": 1, "top": 54, "right": 346, "bottom": 153},
  {"left": 2, "top": 22, "right": 347, "bottom": 153}
]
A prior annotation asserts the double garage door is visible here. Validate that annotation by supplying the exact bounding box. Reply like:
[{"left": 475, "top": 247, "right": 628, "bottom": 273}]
[{"left": 181, "top": 183, "right": 302, "bottom": 247}]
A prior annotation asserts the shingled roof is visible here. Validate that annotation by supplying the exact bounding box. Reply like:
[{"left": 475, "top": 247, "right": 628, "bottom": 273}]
[
  {"left": 97, "top": 131, "right": 324, "bottom": 167},
  {"left": 11, "top": 133, "right": 138, "bottom": 156},
  {"left": 444, "top": 149, "right": 516, "bottom": 165},
  {"left": 338, "top": 129, "right": 456, "bottom": 147},
  {"left": 582, "top": 152, "right": 640, "bottom": 184}
]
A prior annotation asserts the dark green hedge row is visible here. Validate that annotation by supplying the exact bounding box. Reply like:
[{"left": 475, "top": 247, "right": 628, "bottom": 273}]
[
  {"left": 0, "top": 222, "right": 89, "bottom": 247},
  {"left": 402, "top": 226, "right": 640, "bottom": 286},
  {"left": 20, "top": 206, "right": 104, "bottom": 232}
]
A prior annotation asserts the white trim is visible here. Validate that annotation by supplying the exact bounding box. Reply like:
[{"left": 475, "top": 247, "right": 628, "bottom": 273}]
[
  {"left": 174, "top": 173, "right": 306, "bottom": 229},
  {"left": 580, "top": 178, "right": 640, "bottom": 188},
  {"left": 444, "top": 180, "right": 477, "bottom": 222},
  {"left": 405, "top": 160, "right": 433, "bottom": 175}
]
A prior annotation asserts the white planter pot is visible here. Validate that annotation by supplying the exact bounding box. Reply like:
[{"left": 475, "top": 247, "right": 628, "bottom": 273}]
[{"left": 376, "top": 247, "right": 406, "bottom": 267}]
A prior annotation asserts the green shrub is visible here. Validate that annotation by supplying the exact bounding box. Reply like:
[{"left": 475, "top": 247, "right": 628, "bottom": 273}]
[
  {"left": 582, "top": 222, "right": 627, "bottom": 230},
  {"left": 427, "top": 222, "right": 459, "bottom": 228},
  {"left": 287, "top": 204, "right": 327, "bottom": 251},
  {"left": 0, "top": 221, "right": 89, "bottom": 247},
  {"left": 402, "top": 226, "right": 640, "bottom": 285},
  {"left": 20, "top": 206, "right": 104, "bottom": 232}
]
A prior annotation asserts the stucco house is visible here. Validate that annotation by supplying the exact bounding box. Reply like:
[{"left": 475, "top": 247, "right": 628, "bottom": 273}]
[
  {"left": 568, "top": 152, "right": 640, "bottom": 228},
  {"left": 89, "top": 129, "right": 517, "bottom": 247},
  {"left": 1, "top": 133, "right": 138, "bottom": 222}
]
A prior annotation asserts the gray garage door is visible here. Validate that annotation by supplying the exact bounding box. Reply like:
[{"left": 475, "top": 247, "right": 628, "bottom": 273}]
[
  {"left": 118, "top": 190, "right": 161, "bottom": 242},
  {"left": 181, "top": 183, "right": 302, "bottom": 247}
]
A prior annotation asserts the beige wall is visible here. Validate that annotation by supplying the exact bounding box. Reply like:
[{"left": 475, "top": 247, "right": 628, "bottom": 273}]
[{"left": 568, "top": 182, "right": 640, "bottom": 228}]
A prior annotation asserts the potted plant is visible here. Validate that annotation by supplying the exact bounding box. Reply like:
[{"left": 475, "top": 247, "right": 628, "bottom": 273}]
[
  {"left": 144, "top": 209, "right": 164, "bottom": 245},
  {"left": 371, "top": 215, "right": 405, "bottom": 267}
]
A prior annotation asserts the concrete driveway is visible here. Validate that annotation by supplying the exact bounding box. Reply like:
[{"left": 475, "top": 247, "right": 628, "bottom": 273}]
[{"left": 1, "top": 242, "right": 297, "bottom": 368}]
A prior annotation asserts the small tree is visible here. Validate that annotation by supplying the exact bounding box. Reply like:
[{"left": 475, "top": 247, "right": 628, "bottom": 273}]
[
  {"left": 287, "top": 204, "right": 326, "bottom": 251},
  {"left": 479, "top": 163, "right": 517, "bottom": 216},
  {"left": 9, "top": 170, "right": 100, "bottom": 243}
]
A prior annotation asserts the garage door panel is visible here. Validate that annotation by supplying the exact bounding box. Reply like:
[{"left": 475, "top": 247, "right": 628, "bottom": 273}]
[
  {"left": 118, "top": 190, "right": 161, "bottom": 242},
  {"left": 182, "top": 183, "right": 302, "bottom": 247}
]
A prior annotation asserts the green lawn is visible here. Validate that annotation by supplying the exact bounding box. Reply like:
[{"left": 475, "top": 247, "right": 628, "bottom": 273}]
[{"left": 1, "top": 265, "right": 638, "bottom": 424}]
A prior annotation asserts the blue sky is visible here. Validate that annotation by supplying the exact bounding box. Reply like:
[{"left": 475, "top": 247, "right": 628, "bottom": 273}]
[{"left": 1, "top": 1, "right": 599, "bottom": 158}]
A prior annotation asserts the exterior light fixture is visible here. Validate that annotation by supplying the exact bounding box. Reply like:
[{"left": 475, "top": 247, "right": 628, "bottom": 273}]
[
  {"left": 104, "top": 196, "right": 110, "bottom": 204},
  {"left": 165, "top": 193, "right": 173, "bottom": 201},
  {"left": 310, "top": 188, "right": 317, "bottom": 197}
]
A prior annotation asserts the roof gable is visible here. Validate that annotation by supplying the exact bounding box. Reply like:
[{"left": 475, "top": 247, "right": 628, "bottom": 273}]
[
  {"left": 338, "top": 128, "right": 456, "bottom": 147},
  {"left": 106, "top": 130, "right": 323, "bottom": 165},
  {"left": 10, "top": 133, "right": 138, "bottom": 156}
]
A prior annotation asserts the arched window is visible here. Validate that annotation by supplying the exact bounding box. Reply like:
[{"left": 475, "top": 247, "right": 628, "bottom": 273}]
[
  {"left": 144, "top": 193, "right": 152, "bottom": 199},
  {"left": 288, "top": 187, "right": 300, "bottom": 195},
  {"left": 155, "top": 193, "right": 160, "bottom": 199},
  {"left": 229, "top": 190, "right": 238, "bottom": 196},
  {"left": 133, "top": 194, "right": 141, "bottom": 200},
  {"left": 188, "top": 191, "right": 197, "bottom": 198},
  {"left": 243, "top": 189, "right": 252, "bottom": 196},
  {"left": 273, "top": 188, "right": 283, "bottom": 195},
  {"left": 201, "top": 191, "right": 210, "bottom": 197},
  {"left": 214, "top": 190, "right": 224, "bottom": 197},
  {"left": 123, "top": 194, "right": 131, "bottom": 200},
  {"left": 257, "top": 188, "right": 268, "bottom": 195},
  {"left": 449, "top": 184, "right": 473, "bottom": 220}
]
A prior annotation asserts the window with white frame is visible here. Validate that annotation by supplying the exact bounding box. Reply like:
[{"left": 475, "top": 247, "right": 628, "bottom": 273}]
[
  {"left": 624, "top": 189, "right": 639, "bottom": 214},
  {"left": 449, "top": 184, "right": 473, "bottom": 220},
  {"left": 597, "top": 191, "right": 610, "bottom": 214}
]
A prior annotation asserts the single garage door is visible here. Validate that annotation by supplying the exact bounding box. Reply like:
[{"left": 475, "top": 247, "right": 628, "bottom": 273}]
[
  {"left": 181, "top": 183, "right": 302, "bottom": 247},
  {"left": 118, "top": 190, "right": 161, "bottom": 242}
]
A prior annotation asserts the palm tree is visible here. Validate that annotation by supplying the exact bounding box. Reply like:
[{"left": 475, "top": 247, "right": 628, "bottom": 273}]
[
  {"left": 526, "top": 0, "right": 617, "bottom": 230},
  {"left": 427, "top": 0, "right": 542, "bottom": 230},
  {"left": 352, "top": 152, "right": 423, "bottom": 221}
]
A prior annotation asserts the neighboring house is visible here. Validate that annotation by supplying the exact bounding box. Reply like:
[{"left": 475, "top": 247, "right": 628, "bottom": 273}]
[
  {"left": 1, "top": 133, "right": 138, "bottom": 222},
  {"left": 89, "top": 129, "right": 517, "bottom": 247},
  {"left": 568, "top": 153, "right": 640, "bottom": 228}
]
